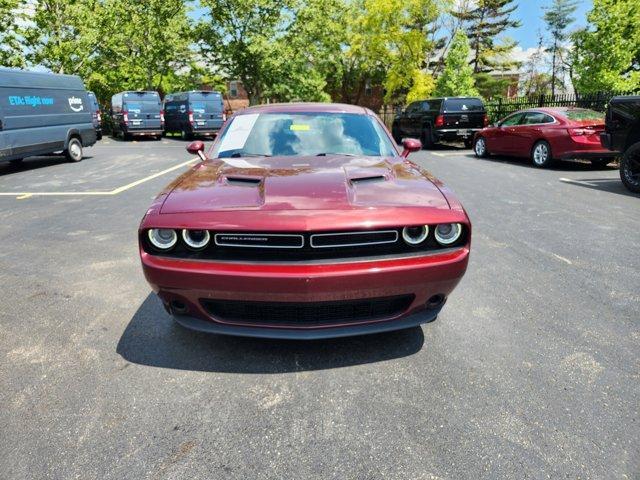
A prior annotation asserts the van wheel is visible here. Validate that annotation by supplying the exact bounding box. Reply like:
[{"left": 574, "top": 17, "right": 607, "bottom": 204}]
[
  {"left": 531, "top": 140, "right": 553, "bottom": 168},
  {"left": 65, "top": 137, "right": 83, "bottom": 162}
]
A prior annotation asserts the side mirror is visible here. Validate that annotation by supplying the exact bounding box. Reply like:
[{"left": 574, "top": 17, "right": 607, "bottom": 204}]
[
  {"left": 401, "top": 138, "right": 422, "bottom": 158},
  {"left": 186, "top": 140, "right": 206, "bottom": 161}
]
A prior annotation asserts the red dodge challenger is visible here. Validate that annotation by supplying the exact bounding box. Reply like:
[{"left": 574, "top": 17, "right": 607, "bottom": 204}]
[
  {"left": 139, "top": 103, "right": 471, "bottom": 339},
  {"left": 473, "top": 107, "right": 617, "bottom": 168}
]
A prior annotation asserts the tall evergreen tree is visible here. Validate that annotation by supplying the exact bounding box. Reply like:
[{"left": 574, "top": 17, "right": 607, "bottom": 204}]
[
  {"left": 452, "top": 0, "right": 521, "bottom": 74},
  {"left": 435, "top": 30, "right": 478, "bottom": 97},
  {"left": 543, "top": 0, "right": 578, "bottom": 95}
]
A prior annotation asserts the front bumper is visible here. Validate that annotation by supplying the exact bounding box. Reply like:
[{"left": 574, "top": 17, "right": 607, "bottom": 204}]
[{"left": 141, "top": 247, "right": 469, "bottom": 339}]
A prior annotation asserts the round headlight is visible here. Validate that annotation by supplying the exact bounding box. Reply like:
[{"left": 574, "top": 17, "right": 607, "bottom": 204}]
[
  {"left": 434, "top": 223, "right": 462, "bottom": 245},
  {"left": 402, "top": 225, "right": 429, "bottom": 245},
  {"left": 148, "top": 229, "right": 177, "bottom": 250},
  {"left": 182, "top": 229, "right": 210, "bottom": 250}
]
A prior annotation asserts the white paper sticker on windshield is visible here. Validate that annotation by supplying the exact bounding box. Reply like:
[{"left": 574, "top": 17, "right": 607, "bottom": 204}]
[{"left": 218, "top": 113, "right": 259, "bottom": 152}]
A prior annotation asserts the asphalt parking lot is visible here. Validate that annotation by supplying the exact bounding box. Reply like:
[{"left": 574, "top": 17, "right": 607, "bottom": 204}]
[{"left": 1, "top": 138, "right": 638, "bottom": 479}]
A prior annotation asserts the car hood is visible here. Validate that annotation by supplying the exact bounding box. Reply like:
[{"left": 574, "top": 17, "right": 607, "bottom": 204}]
[{"left": 159, "top": 155, "right": 450, "bottom": 214}]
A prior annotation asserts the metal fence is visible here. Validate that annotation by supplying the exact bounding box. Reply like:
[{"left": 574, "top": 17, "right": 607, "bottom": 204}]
[{"left": 485, "top": 91, "right": 638, "bottom": 122}]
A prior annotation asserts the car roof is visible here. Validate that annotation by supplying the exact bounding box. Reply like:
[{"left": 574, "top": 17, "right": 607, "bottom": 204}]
[{"left": 235, "top": 102, "right": 372, "bottom": 115}]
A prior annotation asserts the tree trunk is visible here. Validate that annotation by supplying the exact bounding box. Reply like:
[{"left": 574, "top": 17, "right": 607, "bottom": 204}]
[{"left": 551, "top": 39, "right": 557, "bottom": 97}]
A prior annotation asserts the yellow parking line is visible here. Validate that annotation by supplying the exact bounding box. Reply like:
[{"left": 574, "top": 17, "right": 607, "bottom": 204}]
[
  {"left": 0, "top": 158, "right": 197, "bottom": 199},
  {"left": 110, "top": 159, "right": 197, "bottom": 194}
]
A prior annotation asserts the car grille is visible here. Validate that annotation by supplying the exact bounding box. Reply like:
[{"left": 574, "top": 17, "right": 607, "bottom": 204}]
[{"left": 201, "top": 295, "right": 415, "bottom": 327}]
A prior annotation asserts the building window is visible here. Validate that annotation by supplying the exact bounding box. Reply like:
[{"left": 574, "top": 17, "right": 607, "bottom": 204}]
[{"left": 229, "top": 81, "right": 238, "bottom": 98}]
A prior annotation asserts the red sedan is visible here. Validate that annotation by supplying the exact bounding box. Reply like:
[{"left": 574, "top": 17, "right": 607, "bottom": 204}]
[
  {"left": 473, "top": 107, "right": 617, "bottom": 168},
  {"left": 139, "top": 103, "right": 471, "bottom": 339}
]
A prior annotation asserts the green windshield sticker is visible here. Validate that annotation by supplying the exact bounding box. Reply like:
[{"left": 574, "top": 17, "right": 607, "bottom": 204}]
[{"left": 290, "top": 124, "right": 311, "bottom": 131}]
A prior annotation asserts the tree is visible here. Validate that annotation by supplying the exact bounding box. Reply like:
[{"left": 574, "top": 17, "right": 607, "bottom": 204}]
[
  {"left": 0, "top": 0, "right": 25, "bottom": 68},
  {"left": 452, "top": 0, "right": 521, "bottom": 74},
  {"left": 520, "top": 33, "right": 552, "bottom": 96},
  {"left": 435, "top": 30, "right": 478, "bottom": 97},
  {"left": 571, "top": 0, "right": 640, "bottom": 93},
  {"left": 543, "top": 0, "right": 578, "bottom": 95}
]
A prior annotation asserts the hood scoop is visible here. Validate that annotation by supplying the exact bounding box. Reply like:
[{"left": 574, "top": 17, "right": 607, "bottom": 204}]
[
  {"left": 224, "top": 175, "right": 262, "bottom": 186},
  {"left": 349, "top": 175, "right": 387, "bottom": 184}
]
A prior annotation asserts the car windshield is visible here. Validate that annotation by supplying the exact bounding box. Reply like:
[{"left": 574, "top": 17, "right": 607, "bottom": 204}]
[
  {"left": 563, "top": 109, "right": 604, "bottom": 121},
  {"left": 212, "top": 112, "right": 397, "bottom": 158}
]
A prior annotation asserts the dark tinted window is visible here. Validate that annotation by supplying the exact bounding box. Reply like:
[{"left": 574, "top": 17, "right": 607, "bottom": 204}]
[
  {"left": 405, "top": 102, "right": 421, "bottom": 114},
  {"left": 523, "top": 112, "right": 555, "bottom": 124},
  {"left": 443, "top": 98, "right": 484, "bottom": 112},
  {"left": 500, "top": 113, "right": 524, "bottom": 126}
]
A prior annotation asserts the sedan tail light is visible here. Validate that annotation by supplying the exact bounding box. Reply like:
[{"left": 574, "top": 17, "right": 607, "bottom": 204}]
[
  {"left": 568, "top": 128, "right": 596, "bottom": 136},
  {"left": 434, "top": 115, "right": 444, "bottom": 127}
]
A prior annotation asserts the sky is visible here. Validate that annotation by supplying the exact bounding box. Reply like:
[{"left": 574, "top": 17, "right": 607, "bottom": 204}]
[{"left": 507, "top": 0, "right": 593, "bottom": 49}]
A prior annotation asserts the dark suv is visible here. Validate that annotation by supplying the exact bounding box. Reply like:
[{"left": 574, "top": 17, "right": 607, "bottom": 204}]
[
  {"left": 392, "top": 97, "right": 488, "bottom": 148},
  {"left": 601, "top": 96, "right": 640, "bottom": 193}
]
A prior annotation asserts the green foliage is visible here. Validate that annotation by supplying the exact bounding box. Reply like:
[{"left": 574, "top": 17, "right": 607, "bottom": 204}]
[
  {"left": 406, "top": 70, "right": 436, "bottom": 103},
  {"left": 0, "top": 0, "right": 25, "bottom": 68},
  {"left": 435, "top": 30, "right": 478, "bottom": 97},
  {"left": 571, "top": 0, "right": 640, "bottom": 92},
  {"left": 453, "top": 0, "right": 521, "bottom": 74}
]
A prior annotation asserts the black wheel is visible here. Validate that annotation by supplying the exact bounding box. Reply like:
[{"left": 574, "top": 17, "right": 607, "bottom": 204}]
[
  {"left": 590, "top": 158, "right": 611, "bottom": 169},
  {"left": 474, "top": 136, "right": 489, "bottom": 158},
  {"left": 531, "top": 140, "right": 553, "bottom": 168},
  {"left": 64, "top": 137, "right": 83, "bottom": 162},
  {"left": 464, "top": 138, "right": 473, "bottom": 149},
  {"left": 620, "top": 144, "right": 640, "bottom": 193},
  {"left": 421, "top": 126, "right": 435, "bottom": 149},
  {"left": 391, "top": 124, "right": 402, "bottom": 144}
]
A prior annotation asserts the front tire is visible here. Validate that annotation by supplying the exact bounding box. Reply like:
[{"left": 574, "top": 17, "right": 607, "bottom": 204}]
[
  {"left": 64, "top": 137, "right": 83, "bottom": 162},
  {"left": 421, "top": 126, "right": 435, "bottom": 149},
  {"left": 474, "top": 136, "right": 489, "bottom": 158},
  {"left": 531, "top": 140, "right": 553, "bottom": 168},
  {"left": 620, "top": 144, "right": 640, "bottom": 193}
]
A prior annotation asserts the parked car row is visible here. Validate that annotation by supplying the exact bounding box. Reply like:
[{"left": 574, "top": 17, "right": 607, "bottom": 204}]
[
  {"left": 109, "top": 90, "right": 225, "bottom": 141},
  {"left": 393, "top": 94, "right": 639, "bottom": 194}
]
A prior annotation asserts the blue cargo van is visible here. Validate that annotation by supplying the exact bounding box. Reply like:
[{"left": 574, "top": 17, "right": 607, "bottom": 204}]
[
  {"left": 111, "top": 91, "right": 163, "bottom": 140},
  {"left": 0, "top": 68, "right": 97, "bottom": 164},
  {"left": 87, "top": 91, "right": 102, "bottom": 140},
  {"left": 164, "top": 91, "right": 224, "bottom": 139}
]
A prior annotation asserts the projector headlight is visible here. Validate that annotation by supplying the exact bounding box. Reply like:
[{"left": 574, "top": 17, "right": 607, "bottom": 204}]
[
  {"left": 148, "top": 229, "right": 177, "bottom": 250},
  {"left": 434, "top": 223, "right": 462, "bottom": 245},
  {"left": 402, "top": 225, "right": 429, "bottom": 245},
  {"left": 182, "top": 229, "right": 210, "bottom": 250}
]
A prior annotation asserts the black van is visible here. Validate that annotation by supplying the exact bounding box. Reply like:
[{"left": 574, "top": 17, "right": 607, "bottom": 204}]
[
  {"left": 392, "top": 97, "right": 488, "bottom": 148},
  {"left": 87, "top": 91, "right": 102, "bottom": 140},
  {"left": 111, "top": 91, "right": 163, "bottom": 140},
  {"left": 164, "top": 91, "right": 224, "bottom": 140},
  {"left": 0, "top": 68, "right": 97, "bottom": 164}
]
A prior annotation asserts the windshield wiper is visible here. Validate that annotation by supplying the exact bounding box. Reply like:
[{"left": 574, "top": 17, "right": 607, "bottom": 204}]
[
  {"left": 316, "top": 152, "right": 357, "bottom": 157},
  {"left": 230, "top": 152, "right": 271, "bottom": 158}
]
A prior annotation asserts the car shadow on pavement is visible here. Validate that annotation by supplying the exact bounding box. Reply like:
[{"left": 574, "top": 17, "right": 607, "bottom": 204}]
[
  {"left": 0, "top": 155, "right": 95, "bottom": 176},
  {"left": 560, "top": 177, "right": 639, "bottom": 197},
  {"left": 467, "top": 154, "right": 619, "bottom": 172},
  {"left": 116, "top": 294, "right": 425, "bottom": 373}
]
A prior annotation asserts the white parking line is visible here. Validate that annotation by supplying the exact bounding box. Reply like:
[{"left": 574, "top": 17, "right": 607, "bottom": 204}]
[
  {"left": 431, "top": 152, "right": 447, "bottom": 157},
  {"left": 0, "top": 158, "right": 197, "bottom": 199},
  {"left": 559, "top": 177, "right": 598, "bottom": 187}
]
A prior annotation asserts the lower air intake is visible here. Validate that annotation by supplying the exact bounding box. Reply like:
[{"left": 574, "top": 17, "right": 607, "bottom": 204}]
[{"left": 201, "top": 295, "right": 415, "bottom": 327}]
